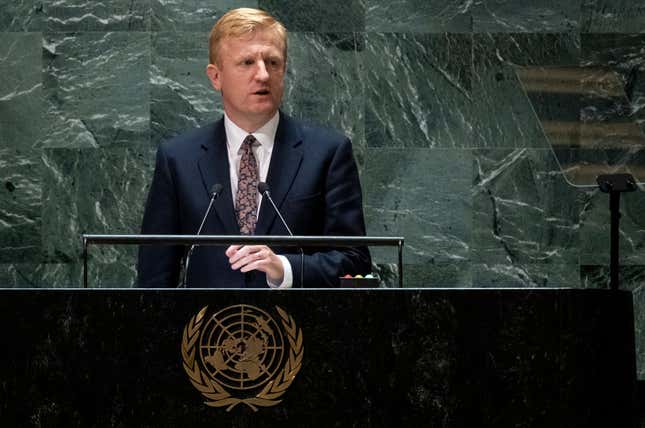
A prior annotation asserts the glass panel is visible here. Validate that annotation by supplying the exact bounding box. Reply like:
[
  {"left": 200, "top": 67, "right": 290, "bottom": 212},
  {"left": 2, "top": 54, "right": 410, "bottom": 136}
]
[{"left": 515, "top": 66, "right": 645, "bottom": 187}]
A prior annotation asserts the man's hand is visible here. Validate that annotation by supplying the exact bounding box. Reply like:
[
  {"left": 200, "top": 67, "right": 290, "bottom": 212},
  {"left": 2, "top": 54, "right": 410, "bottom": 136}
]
[{"left": 225, "top": 245, "right": 284, "bottom": 284}]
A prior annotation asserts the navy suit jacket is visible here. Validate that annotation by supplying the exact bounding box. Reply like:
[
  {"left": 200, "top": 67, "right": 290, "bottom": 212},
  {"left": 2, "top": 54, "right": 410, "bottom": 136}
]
[{"left": 137, "top": 112, "right": 371, "bottom": 288}]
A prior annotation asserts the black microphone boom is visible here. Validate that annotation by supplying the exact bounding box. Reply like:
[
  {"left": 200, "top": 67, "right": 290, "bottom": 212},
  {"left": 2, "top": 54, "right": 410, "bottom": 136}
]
[
  {"left": 258, "top": 182, "right": 304, "bottom": 288},
  {"left": 258, "top": 182, "right": 293, "bottom": 236},
  {"left": 181, "top": 183, "right": 223, "bottom": 287},
  {"left": 196, "top": 183, "right": 223, "bottom": 235}
]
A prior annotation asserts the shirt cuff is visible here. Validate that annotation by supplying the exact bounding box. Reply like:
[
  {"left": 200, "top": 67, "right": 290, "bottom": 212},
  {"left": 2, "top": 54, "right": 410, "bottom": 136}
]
[{"left": 267, "top": 255, "right": 293, "bottom": 289}]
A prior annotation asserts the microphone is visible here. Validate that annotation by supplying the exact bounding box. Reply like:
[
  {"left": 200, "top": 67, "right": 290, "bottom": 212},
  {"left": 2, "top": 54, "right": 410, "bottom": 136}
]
[
  {"left": 258, "top": 182, "right": 292, "bottom": 235},
  {"left": 180, "top": 183, "right": 223, "bottom": 288},
  {"left": 258, "top": 182, "right": 304, "bottom": 288}
]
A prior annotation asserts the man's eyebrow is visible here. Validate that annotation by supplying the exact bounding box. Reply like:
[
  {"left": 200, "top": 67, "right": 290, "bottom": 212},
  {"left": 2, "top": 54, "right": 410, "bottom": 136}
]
[{"left": 233, "top": 53, "right": 253, "bottom": 61}]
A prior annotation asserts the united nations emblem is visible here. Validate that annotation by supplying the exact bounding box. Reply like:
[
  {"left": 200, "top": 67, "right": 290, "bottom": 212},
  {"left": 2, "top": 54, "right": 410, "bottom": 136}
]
[{"left": 181, "top": 304, "right": 304, "bottom": 411}]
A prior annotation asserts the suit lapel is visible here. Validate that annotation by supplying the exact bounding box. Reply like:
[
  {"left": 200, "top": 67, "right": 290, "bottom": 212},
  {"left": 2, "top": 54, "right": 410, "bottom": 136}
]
[
  {"left": 197, "top": 119, "right": 239, "bottom": 234},
  {"left": 255, "top": 113, "right": 303, "bottom": 235}
]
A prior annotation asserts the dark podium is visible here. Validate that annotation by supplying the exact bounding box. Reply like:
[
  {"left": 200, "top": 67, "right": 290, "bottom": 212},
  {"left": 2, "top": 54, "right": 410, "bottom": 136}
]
[{"left": 0, "top": 288, "right": 637, "bottom": 427}]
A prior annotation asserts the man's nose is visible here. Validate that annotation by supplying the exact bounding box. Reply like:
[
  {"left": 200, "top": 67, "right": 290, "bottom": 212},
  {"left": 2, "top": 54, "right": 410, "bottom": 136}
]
[{"left": 255, "top": 60, "right": 270, "bottom": 81}]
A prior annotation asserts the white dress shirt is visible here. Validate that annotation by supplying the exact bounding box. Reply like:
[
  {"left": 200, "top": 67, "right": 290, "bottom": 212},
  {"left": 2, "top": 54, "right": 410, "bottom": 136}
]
[{"left": 224, "top": 112, "right": 293, "bottom": 289}]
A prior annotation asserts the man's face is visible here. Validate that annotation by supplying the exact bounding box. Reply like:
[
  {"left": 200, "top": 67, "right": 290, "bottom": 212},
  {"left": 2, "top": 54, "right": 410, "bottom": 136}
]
[{"left": 207, "top": 29, "right": 286, "bottom": 131}]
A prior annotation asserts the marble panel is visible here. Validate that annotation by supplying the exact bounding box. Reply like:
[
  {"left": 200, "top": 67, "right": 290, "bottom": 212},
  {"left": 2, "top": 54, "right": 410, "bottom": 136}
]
[
  {"left": 41, "top": 147, "right": 155, "bottom": 287},
  {"left": 365, "top": 0, "right": 473, "bottom": 32},
  {"left": 0, "top": 1, "right": 45, "bottom": 31},
  {"left": 582, "top": 33, "right": 645, "bottom": 72},
  {"left": 151, "top": 31, "right": 220, "bottom": 146},
  {"left": 472, "top": 149, "right": 580, "bottom": 272},
  {"left": 0, "top": 0, "right": 150, "bottom": 31},
  {"left": 0, "top": 263, "right": 77, "bottom": 288},
  {"left": 259, "top": 0, "right": 365, "bottom": 32},
  {"left": 47, "top": 0, "right": 150, "bottom": 31},
  {"left": 152, "top": 0, "right": 258, "bottom": 31},
  {"left": 0, "top": 32, "right": 42, "bottom": 149},
  {"left": 472, "top": 33, "right": 580, "bottom": 148},
  {"left": 473, "top": 33, "right": 581, "bottom": 75},
  {"left": 580, "top": 33, "right": 645, "bottom": 140},
  {"left": 580, "top": 34, "right": 645, "bottom": 126},
  {"left": 363, "top": 148, "right": 471, "bottom": 266},
  {"left": 580, "top": 264, "right": 645, "bottom": 291},
  {"left": 472, "top": 262, "right": 580, "bottom": 287},
  {"left": 372, "top": 261, "right": 473, "bottom": 288},
  {"left": 0, "top": 148, "right": 42, "bottom": 262},
  {"left": 84, "top": 247, "right": 139, "bottom": 288},
  {"left": 579, "top": 188, "right": 645, "bottom": 265},
  {"left": 282, "top": 33, "right": 365, "bottom": 167},
  {"left": 0, "top": 34, "right": 43, "bottom": 266},
  {"left": 574, "top": 33, "right": 645, "bottom": 266},
  {"left": 472, "top": 0, "right": 582, "bottom": 33},
  {"left": 581, "top": 0, "right": 645, "bottom": 33},
  {"left": 365, "top": 33, "right": 473, "bottom": 149},
  {"left": 407, "top": 262, "right": 472, "bottom": 288},
  {"left": 42, "top": 32, "right": 150, "bottom": 148}
]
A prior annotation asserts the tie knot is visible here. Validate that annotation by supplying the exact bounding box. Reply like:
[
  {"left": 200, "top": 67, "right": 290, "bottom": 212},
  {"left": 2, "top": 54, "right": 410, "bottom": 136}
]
[{"left": 243, "top": 135, "right": 257, "bottom": 146}]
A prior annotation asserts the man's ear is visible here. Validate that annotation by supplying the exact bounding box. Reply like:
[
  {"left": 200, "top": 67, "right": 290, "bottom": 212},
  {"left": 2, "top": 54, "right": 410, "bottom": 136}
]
[{"left": 206, "top": 63, "right": 222, "bottom": 91}]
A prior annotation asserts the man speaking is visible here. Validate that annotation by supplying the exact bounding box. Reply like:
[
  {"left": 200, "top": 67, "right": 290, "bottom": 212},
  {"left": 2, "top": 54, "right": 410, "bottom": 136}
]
[{"left": 137, "top": 8, "right": 371, "bottom": 288}]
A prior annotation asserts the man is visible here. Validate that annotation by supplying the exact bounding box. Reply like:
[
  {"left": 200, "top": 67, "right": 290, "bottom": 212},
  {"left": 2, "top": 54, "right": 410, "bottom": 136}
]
[{"left": 137, "top": 8, "right": 370, "bottom": 288}]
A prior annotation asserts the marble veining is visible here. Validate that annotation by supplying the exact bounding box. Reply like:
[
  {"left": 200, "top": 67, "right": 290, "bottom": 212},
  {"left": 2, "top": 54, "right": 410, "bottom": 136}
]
[
  {"left": 472, "top": 148, "right": 580, "bottom": 265},
  {"left": 366, "top": 0, "right": 473, "bottom": 32},
  {"left": 151, "top": 31, "right": 220, "bottom": 145},
  {"left": 152, "top": 0, "right": 258, "bottom": 31},
  {"left": 0, "top": 148, "right": 42, "bottom": 262},
  {"left": 42, "top": 32, "right": 150, "bottom": 148},
  {"left": 472, "top": 0, "right": 582, "bottom": 33},
  {"left": 42, "top": 147, "right": 154, "bottom": 287},
  {"left": 365, "top": 33, "right": 473, "bottom": 148},
  {"left": 364, "top": 148, "right": 471, "bottom": 267},
  {"left": 282, "top": 33, "right": 365, "bottom": 165},
  {"left": 581, "top": 0, "right": 645, "bottom": 33},
  {"left": 258, "top": 0, "right": 365, "bottom": 32}
]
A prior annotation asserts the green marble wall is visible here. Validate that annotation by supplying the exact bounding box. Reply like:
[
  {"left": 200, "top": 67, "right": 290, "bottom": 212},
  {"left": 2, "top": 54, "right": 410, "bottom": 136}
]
[{"left": 0, "top": 0, "right": 644, "bottom": 378}]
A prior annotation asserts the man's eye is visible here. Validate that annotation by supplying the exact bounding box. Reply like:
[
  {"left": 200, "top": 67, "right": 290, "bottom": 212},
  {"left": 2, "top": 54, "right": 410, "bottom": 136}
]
[{"left": 243, "top": 59, "right": 254, "bottom": 66}]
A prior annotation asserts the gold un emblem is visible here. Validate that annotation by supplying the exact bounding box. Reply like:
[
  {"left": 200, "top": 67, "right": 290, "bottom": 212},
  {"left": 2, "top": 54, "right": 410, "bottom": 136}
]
[{"left": 181, "top": 304, "right": 304, "bottom": 411}]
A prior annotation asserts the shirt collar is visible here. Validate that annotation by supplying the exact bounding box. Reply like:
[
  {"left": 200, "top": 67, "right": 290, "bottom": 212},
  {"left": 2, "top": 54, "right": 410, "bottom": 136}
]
[{"left": 224, "top": 111, "right": 280, "bottom": 154}]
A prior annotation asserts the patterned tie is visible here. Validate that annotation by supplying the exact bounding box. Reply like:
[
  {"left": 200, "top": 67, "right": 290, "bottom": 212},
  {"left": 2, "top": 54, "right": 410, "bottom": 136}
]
[{"left": 235, "top": 135, "right": 259, "bottom": 235}]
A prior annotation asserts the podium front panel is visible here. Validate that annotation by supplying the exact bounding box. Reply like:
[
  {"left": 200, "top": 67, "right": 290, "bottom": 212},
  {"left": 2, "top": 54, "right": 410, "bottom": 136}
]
[{"left": 0, "top": 289, "right": 636, "bottom": 427}]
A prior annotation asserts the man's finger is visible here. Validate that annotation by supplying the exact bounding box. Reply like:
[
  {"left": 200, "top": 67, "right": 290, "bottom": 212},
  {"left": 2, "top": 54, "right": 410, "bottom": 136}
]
[
  {"left": 228, "top": 245, "right": 257, "bottom": 264},
  {"left": 230, "top": 248, "right": 264, "bottom": 270},
  {"left": 225, "top": 245, "right": 243, "bottom": 258}
]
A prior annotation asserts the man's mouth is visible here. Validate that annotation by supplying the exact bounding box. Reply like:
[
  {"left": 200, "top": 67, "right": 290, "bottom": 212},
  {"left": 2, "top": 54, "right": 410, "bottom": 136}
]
[{"left": 253, "top": 89, "right": 270, "bottom": 95}]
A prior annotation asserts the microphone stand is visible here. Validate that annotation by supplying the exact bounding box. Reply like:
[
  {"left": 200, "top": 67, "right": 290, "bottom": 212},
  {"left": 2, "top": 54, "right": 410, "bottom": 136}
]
[
  {"left": 596, "top": 174, "right": 637, "bottom": 290},
  {"left": 259, "top": 183, "right": 305, "bottom": 288},
  {"left": 180, "top": 184, "right": 222, "bottom": 288}
]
